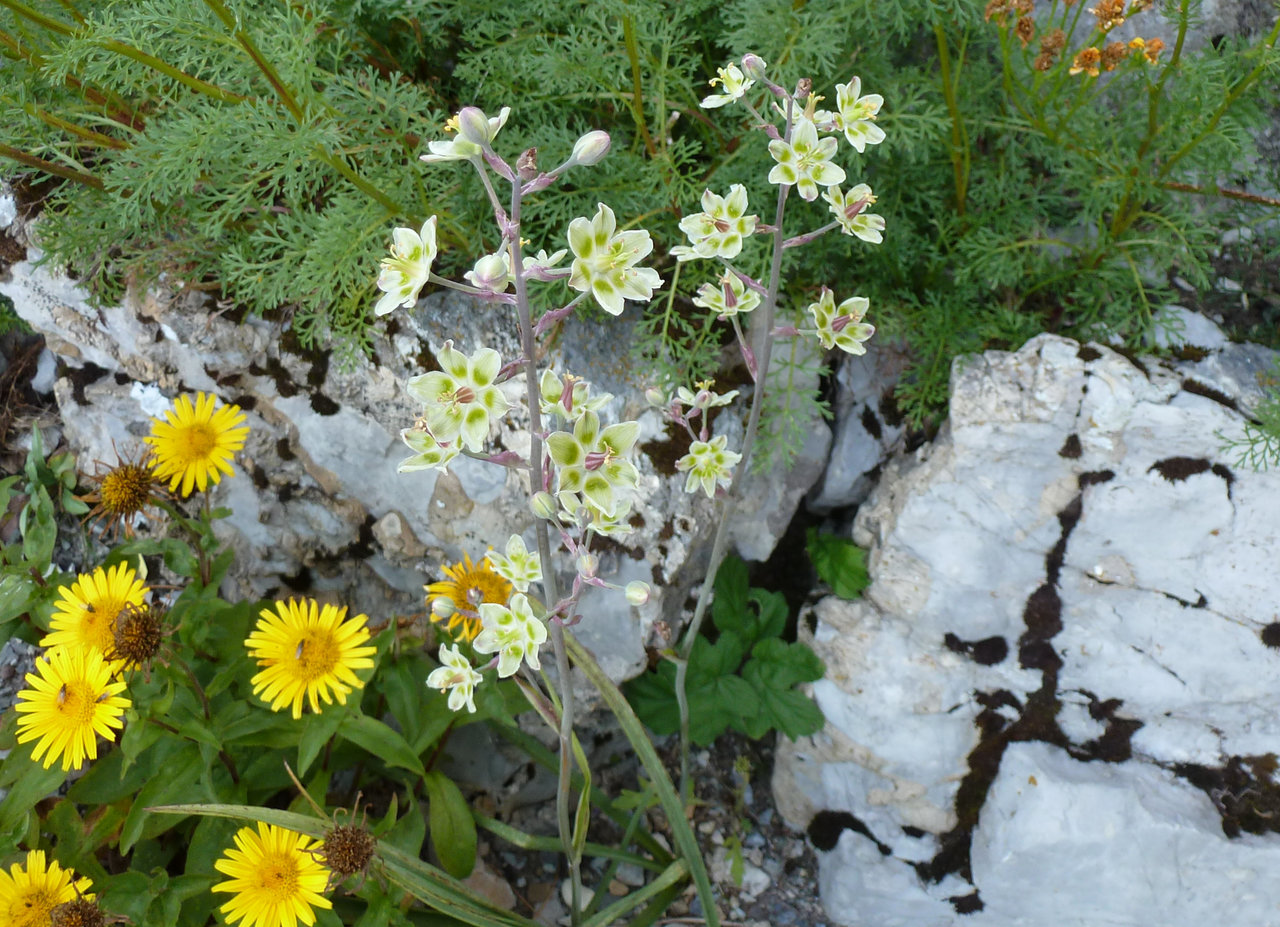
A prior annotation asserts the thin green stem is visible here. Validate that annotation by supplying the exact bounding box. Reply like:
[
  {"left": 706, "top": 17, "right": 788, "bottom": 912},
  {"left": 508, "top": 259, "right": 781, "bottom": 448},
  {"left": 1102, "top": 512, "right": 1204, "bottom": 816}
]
[
  {"left": 508, "top": 177, "right": 581, "bottom": 925},
  {"left": 10, "top": 98, "right": 129, "bottom": 148},
  {"left": 1158, "top": 10, "right": 1280, "bottom": 181},
  {"left": 475, "top": 815, "right": 663, "bottom": 872},
  {"left": 676, "top": 99, "right": 793, "bottom": 806},
  {"left": 621, "top": 15, "right": 656, "bottom": 159},
  {"left": 0, "top": 141, "right": 102, "bottom": 188},
  {"left": 933, "top": 21, "right": 969, "bottom": 216}
]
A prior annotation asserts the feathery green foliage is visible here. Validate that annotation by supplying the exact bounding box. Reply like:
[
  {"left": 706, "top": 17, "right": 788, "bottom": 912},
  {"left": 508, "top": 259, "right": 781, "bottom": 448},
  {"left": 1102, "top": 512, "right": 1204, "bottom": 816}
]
[{"left": 2, "top": 0, "right": 1278, "bottom": 425}]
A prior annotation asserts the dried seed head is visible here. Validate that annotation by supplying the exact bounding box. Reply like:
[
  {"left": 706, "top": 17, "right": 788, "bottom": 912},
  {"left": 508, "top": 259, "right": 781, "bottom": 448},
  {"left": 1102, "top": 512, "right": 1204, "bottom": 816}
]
[
  {"left": 1100, "top": 40, "right": 1128, "bottom": 71},
  {"left": 1040, "top": 28, "right": 1066, "bottom": 54},
  {"left": 51, "top": 898, "right": 106, "bottom": 927},
  {"left": 109, "top": 602, "right": 166, "bottom": 670},
  {"left": 1015, "top": 15, "right": 1035, "bottom": 46},
  {"left": 320, "top": 821, "right": 377, "bottom": 886}
]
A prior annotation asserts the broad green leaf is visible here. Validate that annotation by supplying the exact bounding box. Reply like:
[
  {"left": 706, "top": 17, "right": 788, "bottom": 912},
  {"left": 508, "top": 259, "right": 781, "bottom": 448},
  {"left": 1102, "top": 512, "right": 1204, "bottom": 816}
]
[
  {"left": 20, "top": 484, "right": 56, "bottom": 565},
  {"left": 383, "top": 790, "right": 427, "bottom": 857},
  {"left": 110, "top": 537, "right": 201, "bottom": 579},
  {"left": 0, "top": 758, "right": 64, "bottom": 839},
  {"left": 710, "top": 554, "right": 749, "bottom": 635},
  {"left": 423, "top": 770, "right": 477, "bottom": 880},
  {"left": 340, "top": 714, "right": 425, "bottom": 776},
  {"left": 120, "top": 751, "right": 207, "bottom": 852},
  {"left": 807, "top": 528, "right": 870, "bottom": 600},
  {"left": 0, "top": 573, "right": 34, "bottom": 626},
  {"left": 739, "top": 640, "right": 826, "bottom": 741},
  {"left": 297, "top": 706, "right": 346, "bottom": 777},
  {"left": 97, "top": 870, "right": 152, "bottom": 924}
]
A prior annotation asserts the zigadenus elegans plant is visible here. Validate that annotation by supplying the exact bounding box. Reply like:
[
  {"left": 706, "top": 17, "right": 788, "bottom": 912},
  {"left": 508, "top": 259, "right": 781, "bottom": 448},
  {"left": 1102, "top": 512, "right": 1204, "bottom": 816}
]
[{"left": 170, "top": 54, "right": 887, "bottom": 927}]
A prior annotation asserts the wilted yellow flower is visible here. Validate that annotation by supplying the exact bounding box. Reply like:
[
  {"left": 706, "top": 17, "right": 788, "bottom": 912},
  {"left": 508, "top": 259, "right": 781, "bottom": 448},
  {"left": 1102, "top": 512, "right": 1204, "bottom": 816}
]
[{"left": 1069, "top": 47, "right": 1102, "bottom": 77}]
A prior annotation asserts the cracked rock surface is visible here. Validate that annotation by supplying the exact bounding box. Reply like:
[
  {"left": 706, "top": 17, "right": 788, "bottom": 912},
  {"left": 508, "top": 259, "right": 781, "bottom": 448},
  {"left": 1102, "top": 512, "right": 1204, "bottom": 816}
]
[{"left": 774, "top": 333, "right": 1280, "bottom": 926}]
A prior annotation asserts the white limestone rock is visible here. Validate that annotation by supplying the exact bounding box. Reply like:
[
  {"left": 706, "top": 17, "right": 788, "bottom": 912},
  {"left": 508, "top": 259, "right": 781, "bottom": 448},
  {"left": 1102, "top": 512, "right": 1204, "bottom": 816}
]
[
  {"left": 2, "top": 248, "right": 825, "bottom": 682},
  {"left": 809, "top": 339, "right": 909, "bottom": 512},
  {"left": 775, "top": 333, "right": 1280, "bottom": 925}
]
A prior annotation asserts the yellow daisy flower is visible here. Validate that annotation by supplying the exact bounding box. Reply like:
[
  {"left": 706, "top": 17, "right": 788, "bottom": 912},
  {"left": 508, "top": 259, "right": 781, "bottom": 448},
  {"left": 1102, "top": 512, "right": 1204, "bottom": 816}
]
[
  {"left": 42, "top": 562, "right": 149, "bottom": 659},
  {"left": 0, "top": 849, "right": 94, "bottom": 927},
  {"left": 425, "top": 552, "right": 513, "bottom": 643},
  {"left": 145, "top": 391, "right": 249, "bottom": 496},
  {"left": 245, "top": 599, "right": 377, "bottom": 719},
  {"left": 212, "top": 823, "right": 332, "bottom": 927},
  {"left": 15, "top": 647, "right": 130, "bottom": 771}
]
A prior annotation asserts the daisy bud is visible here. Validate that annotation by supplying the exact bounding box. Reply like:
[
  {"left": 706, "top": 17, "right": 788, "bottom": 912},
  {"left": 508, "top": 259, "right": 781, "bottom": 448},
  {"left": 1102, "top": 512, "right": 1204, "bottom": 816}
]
[
  {"left": 571, "top": 130, "right": 612, "bottom": 167},
  {"left": 740, "top": 54, "right": 768, "bottom": 82},
  {"left": 625, "top": 581, "right": 651, "bottom": 606},
  {"left": 531, "top": 491, "right": 557, "bottom": 519},
  {"left": 456, "top": 106, "right": 494, "bottom": 146}
]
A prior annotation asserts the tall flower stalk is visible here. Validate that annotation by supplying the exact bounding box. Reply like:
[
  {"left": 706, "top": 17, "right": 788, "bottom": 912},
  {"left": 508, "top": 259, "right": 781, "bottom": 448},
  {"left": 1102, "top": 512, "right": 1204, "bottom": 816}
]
[{"left": 375, "top": 57, "right": 885, "bottom": 923}]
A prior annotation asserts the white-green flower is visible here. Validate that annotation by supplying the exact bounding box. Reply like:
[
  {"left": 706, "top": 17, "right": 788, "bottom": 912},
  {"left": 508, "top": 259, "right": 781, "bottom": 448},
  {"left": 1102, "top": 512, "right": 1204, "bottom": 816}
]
[
  {"left": 398, "top": 426, "right": 460, "bottom": 473},
  {"left": 539, "top": 368, "right": 613, "bottom": 422},
  {"left": 487, "top": 535, "right": 542, "bottom": 593},
  {"left": 406, "top": 341, "right": 509, "bottom": 452},
  {"left": 692, "top": 272, "right": 761, "bottom": 319},
  {"left": 808, "top": 287, "right": 875, "bottom": 355},
  {"left": 546, "top": 411, "right": 640, "bottom": 517},
  {"left": 767, "top": 117, "right": 846, "bottom": 202},
  {"left": 426, "top": 644, "right": 483, "bottom": 713},
  {"left": 475, "top": 594, "right": 547, "bottom": 678},
  {"left": 420, "top": 106, "right": 511, "bottom": 163},
  {"left": 567, "top": 203, "right": 663, "bottom": 315},
  {"left": 554, "top": 491, "right": 636, "bottom": 539},
  {"left": 522, "top": 248, "right": 568, "bottom": 278},
  {"left": 701, "top": 62, "right": 755, "bottom": 109},
  {"left": 671, "top": 185, "right": 758, "bottom": 262},
  {"left": 815, "top": 77, "right": 885, "bottom": 153},
  {"left": 676, "top": 435, "right": 742, "bottom": 498},
  {"left": 823, "top": 184, "right": 885, "bottom": 243},
  {"left": 375, "top": 217, "right": 437, "bottom": 317},
  {"left": 676, "top": 381, "right": 740, "bottom": 412}
]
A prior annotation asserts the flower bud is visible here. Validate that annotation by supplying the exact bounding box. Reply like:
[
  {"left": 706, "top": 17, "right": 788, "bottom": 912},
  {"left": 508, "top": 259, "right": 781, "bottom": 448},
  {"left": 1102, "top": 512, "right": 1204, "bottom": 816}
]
[
  {"left": 644, "top": 387, "right": 668, "bottom": 408},
  {"left": 531, "top": 491, "right": 557, "bottom": 519},
  {"left": 740, "top": 54, "right": 768, "bottom": 82},
  {"left": 571, "top": 130, "right": 611, "bottom": 167},
  {"left": 456, "top": 107, "right": 494, "bottom": 146},
  {"left": 517, "top": 147, "right": 539, "bottom": 180},
  {"left": 577, "top": 553, "right": 599, "bottom": 578},
  {"left": 465, "top": 251, "right": 511, "bottom": 293},
  {"left": 431, "top": 597, "right": 457, "bottom": 620},
  {"left": 625, "top": 581, "right": 651, "bottom": 606}
]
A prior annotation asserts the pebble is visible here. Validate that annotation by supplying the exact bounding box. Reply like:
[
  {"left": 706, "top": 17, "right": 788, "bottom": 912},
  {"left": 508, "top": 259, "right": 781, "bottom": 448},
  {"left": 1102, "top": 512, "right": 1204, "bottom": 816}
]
[
  {"left": 607, "top": 878, "right": 627, "bottom": 896},
  {"left": 559, "top": 879, "right": 593, "bottom": 908},
  {"left": 615, "top": 862, "right": 645, "bottom": 887}
]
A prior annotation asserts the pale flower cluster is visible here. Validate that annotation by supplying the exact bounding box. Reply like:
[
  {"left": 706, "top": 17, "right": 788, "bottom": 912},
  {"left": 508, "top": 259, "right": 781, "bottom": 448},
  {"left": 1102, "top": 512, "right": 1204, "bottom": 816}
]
[{"left": 383, "top": 57, "right": 889, "bottom": 715}]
